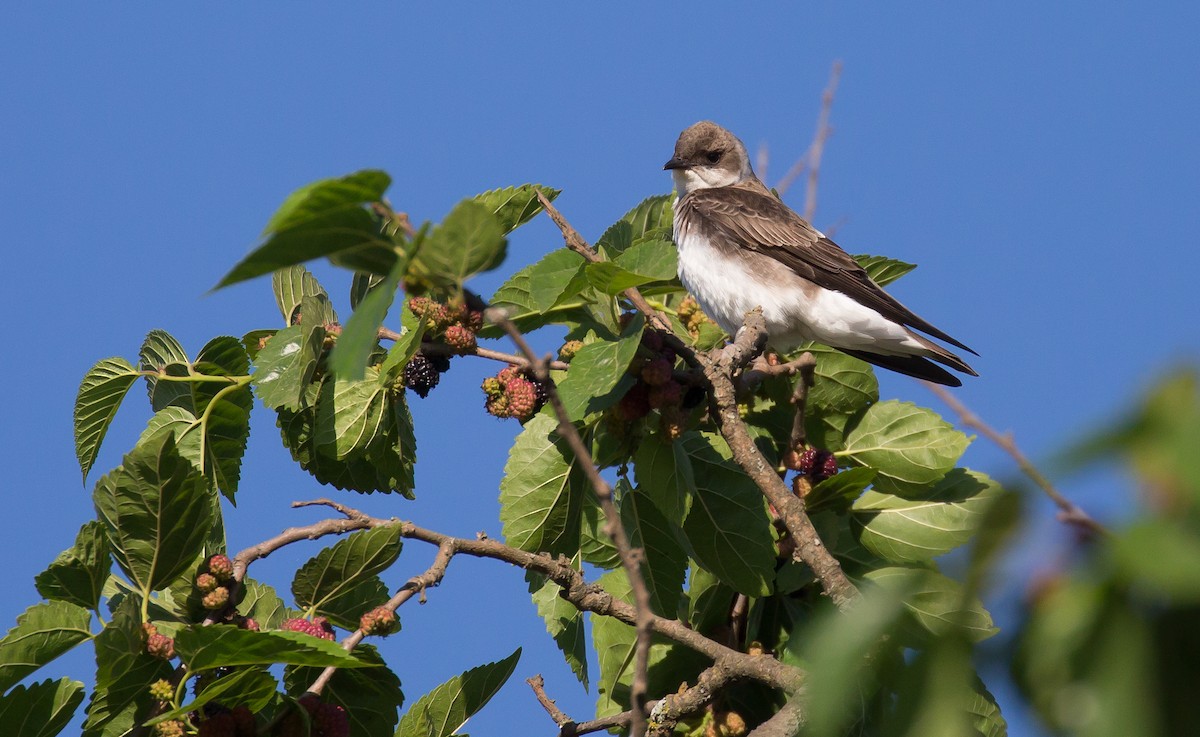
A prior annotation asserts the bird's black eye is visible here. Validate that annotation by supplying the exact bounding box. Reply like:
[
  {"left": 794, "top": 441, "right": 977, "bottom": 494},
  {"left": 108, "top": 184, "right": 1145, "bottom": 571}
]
[{"left": 705, "top": 150, "right": 722, "bottom": 164}]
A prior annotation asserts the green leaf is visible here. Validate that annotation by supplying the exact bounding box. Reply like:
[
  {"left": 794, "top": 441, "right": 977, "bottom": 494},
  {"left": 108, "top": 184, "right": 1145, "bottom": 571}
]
[
  {"left": 329, "top": 241, "right": 411, "bottom": 380},
  {"left": 578, "top": 494, "right": 621, "bottom": 569},
  {"left": 498, "top": 413, "right": 586, "bottom": 555},
  {"left": 585, "top": 239, "right": 678, "bottom": 295},
  {"left": 863, "top": 567, "right": 998, "bottom": 643},
  {"left": 1112, "top": 519, "right": 1200, "bottom": 601},
  {"left": 395, "top": 648, "right": 521, "bottom": 737},
  {"left": 841, "top": 400, "right": 970, "bottom": 495},
  {"left": 526, "top": 570, "right": 588, "bottom": 690},
  {"left": 0, "top": 677, "right": 85, "bottom": 737},
  {"left": 137, "top": 330, "right": 190, "bottom": 409},
  {"left": 92, "top": 433, "right": 214, "bottom": 595},
  {"left": 147, "top": 668, "right": 278, "bottom": 725},
  {"left": 523, "top": 249, "right": 589, "bottom": 313},
  {"left": 852, "top": 469, "right": 1003, "bottom": 564},
  {"left": 487, "top": 258, "right": 597, "bottom": 336},
  {"left": 273, "top": 265, "right": 339, "bottom": 326},
  {"left": 597, "top": 195, "right": 674, "bottom": 256},
  {"left": 854, "top": 254, "right": 916, "bottom": 287},
  {"left": 555, "top": 315, "right": 644, "bottom": 421},
  {"left": 473, "top": 184, "right": 559, "bottom": 234},
  {"left": 591, "top": 570, "right": 706, "bottom": 720},
  {"left": 314, "top": 374, "right": 391, "bottom": 459},
  {"left": 686, "top": 564, "right": 736, "bottom": 636},
  {"left": 252, "top": 318, "right": 325, "bottom": 412},
  {"left": 286, "top": 645, "right": 404, "bottom": 737},
  {"left": 83, "top": 597, "right": 173, "bottom": 737},
  {"left": 621, "top": 487, "right": 687, "bottom": 617},
  {"left": 632, "top": 434, "right": 694, "bottom": 526},
  {"left": 174, "top": 625, "right": 374, "bottom": 671},
  {"left": 0, "top": 602, "right": 92, "bottom": 693},
  {"left": 193, "top": 337, "right": 253, "bottom": 500},
  {"left": 217, "top": 170, "right": 394, "bottom": 288},
  {"left": 35, "top": 521, "right": 112, "bottom": 611},
  {"left": 74, "top": 357, "right": 140, "bottom": 482},
  {"left": 806, "top": 467, "right": 877, "bottom": 514},
  {"left": 292, "top": 526, "right": 402, "bottom": 630},
  {"left": 794, "top": 344, "right": 878, "bottom": 452},
  {"left": 677, "top": 432, "right": 775, "bottom": 596},
  {"left": 237, "top": 579, "right": 289, "bottom": 631},
  {"left": 409, "top": 199, "right": 506, "bottom": 287}
]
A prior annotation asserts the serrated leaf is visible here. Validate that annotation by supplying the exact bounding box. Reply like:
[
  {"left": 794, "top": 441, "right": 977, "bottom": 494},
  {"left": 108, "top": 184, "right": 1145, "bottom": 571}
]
[
  {"left": 526, "top": 569, "right": 588, "bottom": 689},
  {"left": 621, "top": 487, "right": 687, "bottom": 617},
  {"left": 408, "top": 199, "right": 506, "bottom": 287},
  {"left": 253, "top": 320, "right": 325, "bottom": 412},
  {"left": 632, "top": 435, "right": 694, "bottom": 526},
  {"left": 395, "top": 649, "right": 521, "bottom": 737},
  {"left": 578, "top": 494, "right": 621, "bottom": 569},
  {"left": 854, "top": 254, "right": 917, "bottom": 287},
  {"left": 842, "top": 400, "right": 970, "bottom": 495},
  {"left": 286, "top": 645, "right": 404, "bottom": 737},
  {"left": 147, "top": 668, "right": 277, "bottom": 725},
  {"left": 237, "top": 579, "right": 289, "bottom": 631},
  {"left": 74, "top": 357, "right": 140, "bottom": 482},
  {"left": 863, "top": 567, "right": 998, "bottom": 643},
  {"left": 498, "top": 413, "right": 586, "bottom": 555},
  {"left": 0, "top": 677, "right": 84, "bottom": 737},
  {"left": 218, "top": 170, "right": 395, "bottom": 288},
  {"left": 806, "top": 467, "right": 877, "bottom": 514},
  {"left": 292, "top": 526, "right": 402, "bottom": 630},
  {"left": 314, "top": 375, "right": 390, "bottom": 459},
  {"left": 473, "top": 184, "right": 559, "bottom": 234},
  {"left": 852, "top": 469, "right": 1003, "bottom": 563},
  {"left": 585, "top": 239, "right": 678, "bottom": 295},
  {"left": 92, "top": 433, "right": 214, "bottom": 595},
  {"left": 677, "top": 432, "right": 774, "bottom": 596},
  {"left": 486, "top": 259, "right": 596, "bottom": 336},
  {"left": 379, "top": 304, "right": 428, "bottom": 383},
  {"left": 273, "top": 265, "right": 339, "bottom": 326},
  {"left": 525, "top": 249, "right": 589, "bottom": 313},
  {"left": 35, "top": 521, "right": 112, "bottom": 611},
  {"left": 174, "top": 625, "right": 374, "bottom": 671},
  {"left": 555, "top": 314, "right": 644, "bottom": 421},
  {"left": 596, "top": 195, "right": 673, "bottom": 256},
  {"left": 83, "top": 598, "right": 172, "bottom": 737},
  {"left": 137, "top": 330, "right": 190, "bottom": 409},
  {"left": 0, "top": 602, "right": 92, "bottom": 693},
  {"left": 794, "top": 344, "right": 878, "bottom": 452}
]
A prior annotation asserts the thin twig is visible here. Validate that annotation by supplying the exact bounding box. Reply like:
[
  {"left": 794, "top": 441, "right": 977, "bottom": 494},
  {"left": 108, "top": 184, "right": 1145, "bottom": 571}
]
[
  {"left": 788, "top": 352, "right": 818, "bottom": 452},
  {"left": 923, "top": 382, "right": 1106, "bottom": 535},
  {"left": 803, "top": 60, "right": 842, "bottom": 221},
  {"left": 489, "top": 308, "right": 656, "bottom": 736}
]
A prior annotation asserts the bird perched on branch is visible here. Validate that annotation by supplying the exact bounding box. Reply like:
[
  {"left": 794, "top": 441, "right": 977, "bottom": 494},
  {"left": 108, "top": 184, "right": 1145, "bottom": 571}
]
[{"left": 665, "top": 120, "right": 977, "bottom": 386}]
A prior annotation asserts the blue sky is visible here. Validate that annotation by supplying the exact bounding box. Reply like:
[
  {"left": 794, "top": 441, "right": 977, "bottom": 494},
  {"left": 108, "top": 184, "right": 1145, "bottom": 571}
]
[{"left": 2, "top": 4, "right": 1198, "bottom": 735}]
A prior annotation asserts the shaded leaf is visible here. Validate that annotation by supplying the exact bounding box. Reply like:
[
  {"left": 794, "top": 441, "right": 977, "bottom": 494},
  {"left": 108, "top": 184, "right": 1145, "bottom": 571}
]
[
  {"left": 0, "top": 677, "right": 85, "bottom": 737},
  {"left": 409, "top": 199, "right": 506, "bottom": 287},
  {"left": 621, "top": 487, "right": 687, "bottom": 617},
  {"left": 137, "top": 330, "right": 190, "bottom": 410},
  {"left": 35, "top": 521, "right": 112, "bottom": 611},
  {"left": 597, "top": 195, "right": 673, "bottom": 256},
  {"left": 329, "top": 242, "right": 411, "bottom": 380},
  {"left": 473, "top": 184, "right": 559, "bottom": 234},
  {"left": 74, "top": 357, "right": 140, "bottom": 482},
  {"left": 498, "top": 413, "right": 586, "bottom": 555},
  {"left": 526, "top": 570, "right": 588, "bottom": 690},
  {"left": 147, "top": 668, "right": 277, "bottom": 725},
  {"left": 286, "top": 645, "right": 404, "bottom": 737},
  {"left": 555, "top": 314, "right": 644, "bottom": 421},
  {"left": 806, "top": 467, "right": 877, "bottom": 514},
  {"left": 273, "top": 265, "right": 339, "bottom": 326},
  {"left": 863, "top": 567, "right": 998, "bottom": 643},
  {"left": 292, "top": 526, "right": 402, "bottom": 630},
  {"left": 632, "top": 434, "right": 695, "bottom": 526},
  {"left": 395, "top": 649, "right": 521, "bottom": 737},
  {"left": 174, "top": 625, "right": 374, "bottom": 671},
  {"left": 83, "top": 598, "right": 172, "bottom": 737}
]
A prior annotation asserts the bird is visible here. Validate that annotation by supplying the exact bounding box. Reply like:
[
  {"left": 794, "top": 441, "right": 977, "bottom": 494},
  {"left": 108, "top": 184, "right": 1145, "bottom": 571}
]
[{"left": 664, "top": 121, "right": 977, "bottom": 387}]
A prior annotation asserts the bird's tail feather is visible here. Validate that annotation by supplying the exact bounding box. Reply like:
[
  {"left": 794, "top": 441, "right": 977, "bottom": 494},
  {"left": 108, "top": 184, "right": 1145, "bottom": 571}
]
[{"left": 841, "top": 349, "right": 965, "bottom": 387}]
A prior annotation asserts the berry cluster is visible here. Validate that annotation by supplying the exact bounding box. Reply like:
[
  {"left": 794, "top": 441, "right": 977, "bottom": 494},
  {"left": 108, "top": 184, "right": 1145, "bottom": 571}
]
[
  {"left": 482, "top": 366, "right": 547, "bottom": 421},
  {"left": 402, "top": 352, "right": 450, "bottom": 398},
  {"left": 281, "top": 616, "right": 336, "bottom": 641},
  {"left": 149, "top": 678, "right": 175, "bottom": 702},
  {"left": 611, "top": 327, "right": 701, "bottom": 439},
  {"left": 278, "top": 694, "right": 349, "bottom": 737},
  {"left": 783, "top": 447, "right": 840, "bottom": 482},
  {"left": 196, "top": 554, "right": 235, "bottom": 612},
  {"left": 408, "top": 296, "right": 483, "bottom": 354},
  {"left": 196, "top": 706, "right": 255, "bottom": 737},
  {"left": 153, "top": 720, "right": 186, "bottom": 737},
  {"left": 143, "top": 623, "right": 175, "bottom": 660},
  {"left": 677, "top": 295, "right": 716, "bottom": 337},
  {"left": 359, "top": 605, "right": 399, "bottom": 637}
]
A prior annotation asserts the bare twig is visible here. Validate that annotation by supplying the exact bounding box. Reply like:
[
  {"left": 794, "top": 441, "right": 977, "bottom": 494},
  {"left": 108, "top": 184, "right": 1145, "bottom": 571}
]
[
  {"left": 700, "top": 313, "right": 859, "bottom": 609},
  {"left": 787, "top": 352, "right": 818, "bottom": 452},
  {"left": 489, "top": 308, "right": 656, "bottom": 736},
  {"left": 803, "top": 60, "right": 842, "bottom": 221},
  {"left": 527, "top": 675, "right": 574, "bottom": 728},
  {"left": 923, "top": 383, "right": 1107, "bottom": 535}
]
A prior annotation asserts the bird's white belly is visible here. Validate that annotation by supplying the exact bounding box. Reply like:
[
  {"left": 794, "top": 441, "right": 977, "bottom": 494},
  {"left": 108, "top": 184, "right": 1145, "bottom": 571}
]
[{"left": 674, "top": 230, "right": 922, "bottom": 354}]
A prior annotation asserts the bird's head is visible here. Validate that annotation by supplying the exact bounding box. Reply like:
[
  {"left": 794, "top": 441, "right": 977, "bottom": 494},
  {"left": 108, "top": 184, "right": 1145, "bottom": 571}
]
[{"left": 664, "top": 121, "right": 754, "bottom": 195}]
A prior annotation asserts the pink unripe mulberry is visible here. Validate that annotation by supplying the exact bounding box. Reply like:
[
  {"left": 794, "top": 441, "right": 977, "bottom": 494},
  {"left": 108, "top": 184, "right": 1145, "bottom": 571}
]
[{"left": 207, "top": 554, "right": 234, "bottom": 582}]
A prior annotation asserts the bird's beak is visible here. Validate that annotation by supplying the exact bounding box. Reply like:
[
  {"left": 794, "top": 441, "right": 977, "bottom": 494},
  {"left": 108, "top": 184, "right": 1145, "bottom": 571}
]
[{"left": 663, "top": 156, "right": 688, "bottom": 171}]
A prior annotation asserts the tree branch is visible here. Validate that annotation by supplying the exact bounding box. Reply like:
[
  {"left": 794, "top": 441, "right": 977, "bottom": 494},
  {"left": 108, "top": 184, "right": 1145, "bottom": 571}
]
[
  {"left": 787, "top": 352, "right": 818, "bottom": 452},
  {"left": 923, "top": 382, "right": 1106, "bottom": 536}
]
